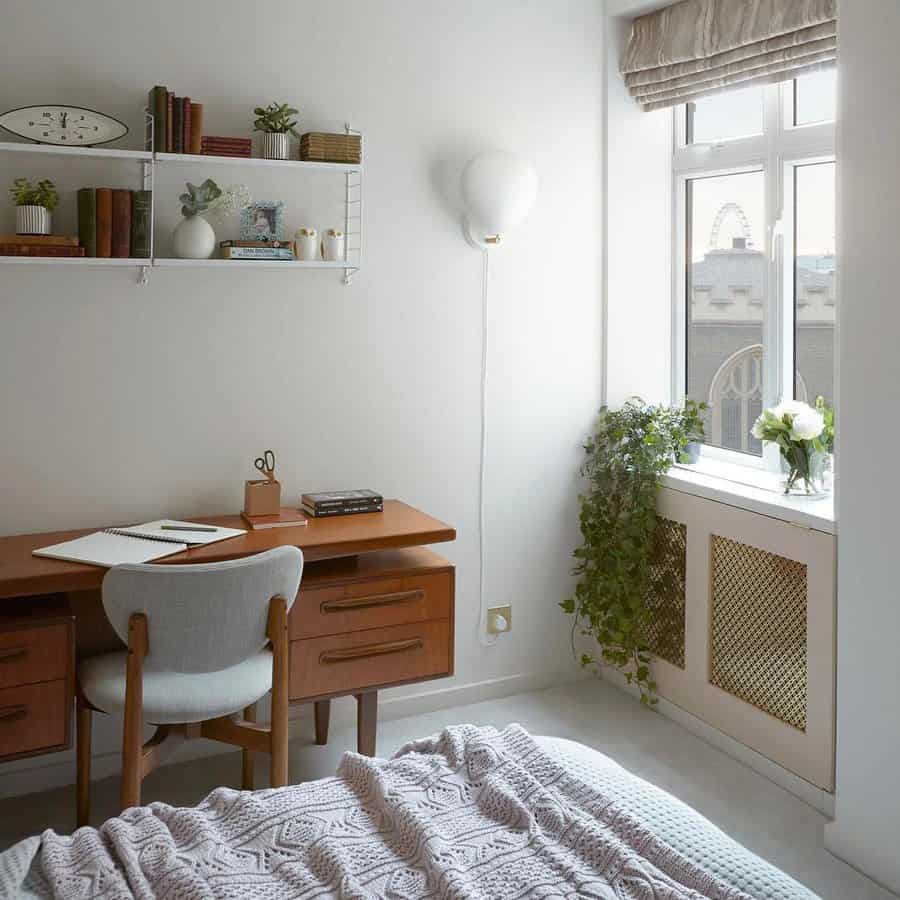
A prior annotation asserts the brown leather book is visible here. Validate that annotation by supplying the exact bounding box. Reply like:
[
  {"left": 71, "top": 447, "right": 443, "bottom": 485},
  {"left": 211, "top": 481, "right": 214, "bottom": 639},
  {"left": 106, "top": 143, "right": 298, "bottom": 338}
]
[
  {"left": 0, "top": 234, "right": 79, "bottom": 246},
  {"left": 95, "top": 188, "right": 112, "bottom": 258},
  {"left": 166, "top": 92, "right": 174, "bottom": 152},
  {"left": 172, "top": 98, "right": 183, "bottom": 154},
  {"left": 182, "top": 97, "right": 191, "bottom": 156},
  {"left": 111, "top": 190, "right": 132, "bottom": 258},
  {"left": 0, "top": 244, "right": 86, "bottom": 257},
  {"left": 189, "top": 103, "right": 203, "bottom": 153},
  {"left": 240, "top": 507, "right": 308, "bottom": 530}
]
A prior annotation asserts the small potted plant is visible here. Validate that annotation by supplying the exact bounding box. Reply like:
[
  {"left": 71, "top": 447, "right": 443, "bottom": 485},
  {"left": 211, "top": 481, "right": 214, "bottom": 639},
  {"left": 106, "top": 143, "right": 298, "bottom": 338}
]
[
  {"left": 173, "top": 179, "right": 250, "bottom": 258},
  {"left": 681, "top": 398, "right": 707, "bottom": 464},
  {"left": 253, "top": 102, "right": 300, "bottom": 160},
  {"left": 9, "top": 177, "right": 58, "bottom": 235}
]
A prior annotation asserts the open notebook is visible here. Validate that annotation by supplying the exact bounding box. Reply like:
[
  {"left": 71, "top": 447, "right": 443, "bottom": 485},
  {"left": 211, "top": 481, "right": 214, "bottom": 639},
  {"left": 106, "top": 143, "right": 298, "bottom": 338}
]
[{"left": 32, "top": 520, "right": 246, "bottom": 568}]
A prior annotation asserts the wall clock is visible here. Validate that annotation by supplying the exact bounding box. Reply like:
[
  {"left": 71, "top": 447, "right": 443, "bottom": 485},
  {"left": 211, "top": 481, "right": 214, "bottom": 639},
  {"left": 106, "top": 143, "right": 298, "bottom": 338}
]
[{"left": 0, "top": 105, "right": 128, "bottom": 147}]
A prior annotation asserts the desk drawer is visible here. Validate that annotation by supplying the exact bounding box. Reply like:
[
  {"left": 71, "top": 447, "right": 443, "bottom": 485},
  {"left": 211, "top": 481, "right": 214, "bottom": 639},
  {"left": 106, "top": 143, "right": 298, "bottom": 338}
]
[
  {"left": 290, "top": 571, "right": 452, "bottom": 640},
  {"left": 0, "top": 624, "right": 70, "bottom": 689},
  {"left": 290, "top": 619, "right": 451, "bottom": 700},
  {"left": 0, "top": 680, "right": 68, "bottom": 759}
]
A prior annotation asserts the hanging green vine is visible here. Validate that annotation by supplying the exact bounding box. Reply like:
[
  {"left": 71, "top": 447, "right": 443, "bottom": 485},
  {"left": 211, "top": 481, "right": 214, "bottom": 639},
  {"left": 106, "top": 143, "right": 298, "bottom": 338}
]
[{"left": 561, "top": 398, "right": 704, "bottom": 704}]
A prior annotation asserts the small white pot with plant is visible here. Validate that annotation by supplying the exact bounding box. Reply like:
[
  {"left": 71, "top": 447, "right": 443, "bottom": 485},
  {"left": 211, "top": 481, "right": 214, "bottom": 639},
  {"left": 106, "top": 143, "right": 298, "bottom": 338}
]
[
  {"left": 10, "top": 177, "right": 58, "bottom": 235},
  {"left": 253, "top": 102, "right": 299, "bottom": 160},
  {"left": 173, "top": 179, "right": 250, "bottom": 259},
  {"left": 751, "top": 397, "right": 835, "bottom": 497}
]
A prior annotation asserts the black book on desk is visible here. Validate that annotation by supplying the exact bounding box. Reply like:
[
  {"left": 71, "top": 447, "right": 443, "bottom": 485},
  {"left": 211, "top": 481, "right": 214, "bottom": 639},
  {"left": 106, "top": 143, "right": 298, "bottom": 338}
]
[{"left": 301, "top": 489, "right": 383, "bottom": 517}]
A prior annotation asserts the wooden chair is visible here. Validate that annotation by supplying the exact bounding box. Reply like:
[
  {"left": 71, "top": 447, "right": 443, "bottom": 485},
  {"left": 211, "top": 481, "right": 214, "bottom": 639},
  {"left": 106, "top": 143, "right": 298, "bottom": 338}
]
[{"left": 75, "top": 546, "right": 303, "bottom": 826}]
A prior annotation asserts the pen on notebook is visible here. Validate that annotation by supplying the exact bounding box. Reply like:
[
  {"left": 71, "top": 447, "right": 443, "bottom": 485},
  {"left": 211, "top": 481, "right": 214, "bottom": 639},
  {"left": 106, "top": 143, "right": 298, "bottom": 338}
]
[{"left": 160, "top": 525, "right": 218, "bottom": 533}]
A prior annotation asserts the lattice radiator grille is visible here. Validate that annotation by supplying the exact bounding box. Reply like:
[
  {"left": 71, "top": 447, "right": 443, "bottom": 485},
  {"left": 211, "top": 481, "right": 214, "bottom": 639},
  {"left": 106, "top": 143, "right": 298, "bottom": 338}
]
[
  {"left": 644, "top": 518, "right": 687, "bottom": 669},
  {"left": 710, "top": 535, "right": 808, "bottom": 731}
]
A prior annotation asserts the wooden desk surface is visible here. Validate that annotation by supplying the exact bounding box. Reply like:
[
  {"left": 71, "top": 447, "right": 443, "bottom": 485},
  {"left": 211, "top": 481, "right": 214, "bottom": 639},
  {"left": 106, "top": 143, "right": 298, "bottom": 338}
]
[{"left": 0, "top": 501, "right": 456, "bottom": 600}]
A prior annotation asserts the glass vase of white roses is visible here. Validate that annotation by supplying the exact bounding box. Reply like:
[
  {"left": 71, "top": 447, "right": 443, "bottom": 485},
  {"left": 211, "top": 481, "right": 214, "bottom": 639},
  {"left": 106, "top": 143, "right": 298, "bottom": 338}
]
[{"left": 751, "top": 397, "right": 834, "bottom": 498}]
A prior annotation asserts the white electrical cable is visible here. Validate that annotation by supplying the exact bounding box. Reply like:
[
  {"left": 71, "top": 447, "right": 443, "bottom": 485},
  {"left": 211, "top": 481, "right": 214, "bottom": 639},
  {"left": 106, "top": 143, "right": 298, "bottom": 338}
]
[{"left": 477, "top": 249, "right": 497, "bottom": 647}]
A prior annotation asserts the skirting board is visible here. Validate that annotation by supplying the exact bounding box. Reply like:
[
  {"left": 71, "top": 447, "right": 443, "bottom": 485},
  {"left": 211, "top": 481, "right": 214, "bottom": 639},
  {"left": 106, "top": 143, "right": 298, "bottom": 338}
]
[
  {"left": 0, "top": 665, "right": 585, "bottom": 800},
  {"left": 599, "top": 669, "right": 836, "bottom": 817}
]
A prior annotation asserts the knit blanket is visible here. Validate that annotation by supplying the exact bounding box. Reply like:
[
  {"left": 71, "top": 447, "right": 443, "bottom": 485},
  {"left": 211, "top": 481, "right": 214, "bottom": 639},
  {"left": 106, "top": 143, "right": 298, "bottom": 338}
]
[{"left": 1, "top": 724, "right": 760, "bottom": 899}]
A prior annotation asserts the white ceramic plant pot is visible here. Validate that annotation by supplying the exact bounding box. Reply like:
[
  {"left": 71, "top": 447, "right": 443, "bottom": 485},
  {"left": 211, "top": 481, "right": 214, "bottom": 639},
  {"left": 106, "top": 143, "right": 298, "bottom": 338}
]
[
  {"left": 294, "top": 227, "right": 318, "bottom": 261},
  {"left": 262, "top": 132, "right": 289, "bottom": 160},
  {"left": 321, "top": 229, "right": 345, "bottom": 261},
  {"left": 173, "top": 214, "right": 215, "bottom": 259},
  {"left": 16, "top": 205, "right": 51, "bottom": 235}
]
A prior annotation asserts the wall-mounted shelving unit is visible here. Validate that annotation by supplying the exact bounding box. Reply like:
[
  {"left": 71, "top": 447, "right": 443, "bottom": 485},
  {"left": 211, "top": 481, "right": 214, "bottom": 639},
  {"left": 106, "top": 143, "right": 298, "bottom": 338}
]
[{"left": 0, "top": 125, "right": 362, "bottom": 285}]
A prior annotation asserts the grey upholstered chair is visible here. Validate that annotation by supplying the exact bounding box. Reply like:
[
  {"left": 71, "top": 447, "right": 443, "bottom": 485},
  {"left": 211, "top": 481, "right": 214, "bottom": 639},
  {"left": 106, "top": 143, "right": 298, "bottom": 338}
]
[{"left": 75, "top": 546, "right": 303, "bottom": 825}]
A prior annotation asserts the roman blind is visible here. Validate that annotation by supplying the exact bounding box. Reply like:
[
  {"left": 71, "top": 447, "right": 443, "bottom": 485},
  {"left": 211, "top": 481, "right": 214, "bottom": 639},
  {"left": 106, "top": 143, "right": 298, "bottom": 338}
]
[{"left": 621, "top": 0, "right": 837, "bottom": 111}]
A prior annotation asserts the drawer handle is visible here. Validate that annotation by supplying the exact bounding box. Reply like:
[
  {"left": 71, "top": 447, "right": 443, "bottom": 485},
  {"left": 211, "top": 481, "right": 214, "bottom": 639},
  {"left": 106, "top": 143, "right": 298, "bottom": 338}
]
[
  {"left": 321, "top": 590, "right": 424, "bottom": 614},
  {"left": 0, "top": 647, "right": 28, "bottom": 663},
  {"left": 0, "top": 705, "right": 27, "bottom": 724},
  {"left": 320, "top": 638, "right": 424, "bottom": 664}
]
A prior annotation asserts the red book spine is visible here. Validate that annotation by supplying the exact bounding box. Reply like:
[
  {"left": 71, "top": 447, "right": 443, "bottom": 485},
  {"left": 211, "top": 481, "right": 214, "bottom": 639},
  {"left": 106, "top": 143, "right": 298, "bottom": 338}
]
[
  {"left": 95, "top": 188, "right": 112, "bottom": 258},
  {"left": 166, "top": 92, "right": 174, "bottom": 152},
  {"left": 0, "top": 245, "right": 86, "bottom": 257},
  {"left": 111, "top": 190, "right": 132, "bottom": 258},
  {"left": 182, "top": 97, "right": 191, "bottom": 156}
]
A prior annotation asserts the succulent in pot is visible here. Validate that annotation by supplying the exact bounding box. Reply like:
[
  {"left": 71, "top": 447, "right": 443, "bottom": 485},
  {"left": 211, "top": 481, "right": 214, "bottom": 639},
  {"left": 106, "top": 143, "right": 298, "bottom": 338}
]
[
  {"left": 9, "top": 177, "right": 58, "bottom": 235},
  {"left": 253, "top": 102, "right": 300, "bottom": 160}
]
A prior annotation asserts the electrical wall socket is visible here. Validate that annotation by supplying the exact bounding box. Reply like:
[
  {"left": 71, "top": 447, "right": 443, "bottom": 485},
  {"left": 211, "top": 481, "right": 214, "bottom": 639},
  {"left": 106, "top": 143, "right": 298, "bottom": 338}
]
[{"left": 486, "top": 605, "right": 512, "bottom": 635}]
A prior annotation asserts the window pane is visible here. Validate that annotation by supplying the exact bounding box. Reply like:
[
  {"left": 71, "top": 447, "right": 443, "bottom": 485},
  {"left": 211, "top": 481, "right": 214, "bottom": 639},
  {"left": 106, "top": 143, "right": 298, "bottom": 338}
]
[
  {"left": 687, "top": 85, "right": 764, "bottom": 144},
  {"left": 794, "top": 69, "right": 836, "bottom": 126},
  {"left": 795, "top": 162, "right": 836, "bottom": 405},
  {"left": 687, "top": 170, "right": 765, "bottom": 456}
]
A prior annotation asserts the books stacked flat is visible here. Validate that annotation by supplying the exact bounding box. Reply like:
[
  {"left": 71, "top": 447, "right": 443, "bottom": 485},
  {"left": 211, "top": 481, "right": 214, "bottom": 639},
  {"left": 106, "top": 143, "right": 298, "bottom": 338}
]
[
  {"left": 0, "top": 235, "right": 85, "bottom": 258},
  {"left": 148, "top": 86, "right": 203, "bottom": 154},
  {"left": 299, "top": 132, "right": 361, "bottom": 165},
  {"left": 77, "top": 189, "right": 151, "bottom": 258},
  {"left": 220, "top": 240, "right": 295, "bottom": 261},
  {"left": 241, "top": 507, "right": 308, "bottom": 530},
  {"left": 201, "top": 136, "right": 252, "bottom": 159},
  {"left": 301, "top": 490, "right": 383, "bottom": 518}
]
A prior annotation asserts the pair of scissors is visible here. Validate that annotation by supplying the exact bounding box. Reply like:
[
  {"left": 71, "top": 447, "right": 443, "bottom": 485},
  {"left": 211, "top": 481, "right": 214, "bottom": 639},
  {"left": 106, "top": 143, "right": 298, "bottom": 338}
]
[{"left": 254, "top": 449, "right": 276, "bottom": 481}]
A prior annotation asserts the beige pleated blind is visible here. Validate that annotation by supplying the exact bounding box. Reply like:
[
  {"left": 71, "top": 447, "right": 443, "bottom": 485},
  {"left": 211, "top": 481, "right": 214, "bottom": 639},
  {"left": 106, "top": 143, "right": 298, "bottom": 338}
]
[{"left": 621, "top": 0, "right": 837, "bottom": 111}]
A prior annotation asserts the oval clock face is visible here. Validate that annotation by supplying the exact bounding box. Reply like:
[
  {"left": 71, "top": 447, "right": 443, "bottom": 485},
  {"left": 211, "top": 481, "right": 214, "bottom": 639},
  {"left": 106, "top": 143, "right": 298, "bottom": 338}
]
[{"left": 0, "top": 105, "right": 129, "bottom": 147}]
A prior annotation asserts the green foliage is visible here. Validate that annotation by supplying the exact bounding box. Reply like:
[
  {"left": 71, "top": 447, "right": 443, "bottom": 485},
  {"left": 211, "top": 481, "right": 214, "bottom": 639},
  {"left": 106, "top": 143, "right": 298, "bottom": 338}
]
[
  {"left": 9, "top": 177, "right": 58, "bottom": 210},
  {"left": 562, "top": 398, "right": 695, "bottom": 704},
  {"left": 179, "top": 179, "right": 222, "bottom": 217},
  {"left": 253, "top": 103, "right": 300, "bottom": 136},
  {"left": 816, "top": 395, "right": 835, "bottom": 454},
  {"left": 683, "top": 398, "right": 708, "bottom": 443}
]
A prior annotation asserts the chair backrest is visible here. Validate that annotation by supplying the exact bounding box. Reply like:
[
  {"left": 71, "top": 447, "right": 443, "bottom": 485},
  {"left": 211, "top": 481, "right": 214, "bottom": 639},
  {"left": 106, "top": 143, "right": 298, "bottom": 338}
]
[{"left": 102, "top": 546, "right": 303, "bottom": 673}]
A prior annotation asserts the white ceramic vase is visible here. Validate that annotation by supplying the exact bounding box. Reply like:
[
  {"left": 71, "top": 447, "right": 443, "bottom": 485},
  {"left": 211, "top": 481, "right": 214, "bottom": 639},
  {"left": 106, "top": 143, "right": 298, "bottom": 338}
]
[
  {"left": 294, "top": 227, "right": 318, "bottom": 260},
  {"left": 173, "top": 214, "right": 215, "bottom": 259},
  {"left": 262, "top": 132, "right": 289, "bottom": 160},
  {"left": 16, "top": 205, "right": 51, "bottom": 235},
  {"left": 321, "top": 229, "right": 345, "bottom": 261}
]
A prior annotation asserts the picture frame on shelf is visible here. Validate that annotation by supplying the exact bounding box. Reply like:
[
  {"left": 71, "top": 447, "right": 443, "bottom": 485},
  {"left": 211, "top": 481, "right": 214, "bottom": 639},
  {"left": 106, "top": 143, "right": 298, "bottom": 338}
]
[{"left": 240, "top": 201, "right": 285, "bottom": 240}]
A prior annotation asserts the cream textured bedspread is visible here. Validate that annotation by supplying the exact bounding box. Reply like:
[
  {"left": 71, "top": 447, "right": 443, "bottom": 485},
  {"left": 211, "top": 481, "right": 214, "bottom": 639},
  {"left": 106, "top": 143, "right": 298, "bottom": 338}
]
[{"left": 1, "top": 724, "right": 791, "bottom": 899}]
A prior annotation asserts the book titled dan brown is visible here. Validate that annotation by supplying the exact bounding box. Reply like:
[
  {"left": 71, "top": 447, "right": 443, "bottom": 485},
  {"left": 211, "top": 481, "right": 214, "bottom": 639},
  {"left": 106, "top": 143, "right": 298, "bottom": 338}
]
[
  {"left": 240, "top": 507, "right": 308, "bottom": 530},
  {"left": 111, "top": 190, "right": 131, "bottom": 258}
]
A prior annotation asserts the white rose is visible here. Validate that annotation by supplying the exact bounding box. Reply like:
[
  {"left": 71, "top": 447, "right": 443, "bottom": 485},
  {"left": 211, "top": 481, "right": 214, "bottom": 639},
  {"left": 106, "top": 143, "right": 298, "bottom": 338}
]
[
  {"left": 789, "top": 407, "right": 824, "bottom": 441},
  {"left": 751, "top": 418, "right": 765, "bottom": 439}
]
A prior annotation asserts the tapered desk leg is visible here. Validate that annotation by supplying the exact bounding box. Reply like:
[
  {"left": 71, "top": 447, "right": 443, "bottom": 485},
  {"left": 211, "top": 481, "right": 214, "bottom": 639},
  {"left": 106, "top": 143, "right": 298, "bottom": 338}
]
[
  {"left": 356, "top": 692, "right": 377, "bottom": 756},
  {"left": 76, "top": 693, "right": 92, "bottom": 827},
  {"left": 314, "top": 700, "right": 331, "bottom": 746}
]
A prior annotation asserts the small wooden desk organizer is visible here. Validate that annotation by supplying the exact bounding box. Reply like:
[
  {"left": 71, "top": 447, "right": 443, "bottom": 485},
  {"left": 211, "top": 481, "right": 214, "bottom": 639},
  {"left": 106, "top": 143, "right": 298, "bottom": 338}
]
[{"left": 244, "top": 479, "right": 281, "bottom": 516}]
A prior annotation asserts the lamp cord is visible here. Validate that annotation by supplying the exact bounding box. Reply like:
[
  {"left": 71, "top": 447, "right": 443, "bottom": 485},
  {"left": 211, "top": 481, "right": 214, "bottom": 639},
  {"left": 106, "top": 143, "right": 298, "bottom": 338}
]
[{"left": 478, "top": 249, "right": 496, "bottom": 647}]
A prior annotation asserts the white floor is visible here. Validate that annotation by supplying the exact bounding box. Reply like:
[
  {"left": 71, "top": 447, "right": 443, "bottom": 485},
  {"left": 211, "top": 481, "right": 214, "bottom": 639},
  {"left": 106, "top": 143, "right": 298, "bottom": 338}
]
[{"left": 0, "top": 680, "right": 893, "bottom": 899}]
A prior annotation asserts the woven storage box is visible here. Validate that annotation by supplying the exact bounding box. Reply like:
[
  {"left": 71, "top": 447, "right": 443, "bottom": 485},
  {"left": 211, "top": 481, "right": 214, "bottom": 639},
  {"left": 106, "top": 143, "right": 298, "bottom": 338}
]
[{"left": 300, "top": 132, "right": 361, "bottom": 164}]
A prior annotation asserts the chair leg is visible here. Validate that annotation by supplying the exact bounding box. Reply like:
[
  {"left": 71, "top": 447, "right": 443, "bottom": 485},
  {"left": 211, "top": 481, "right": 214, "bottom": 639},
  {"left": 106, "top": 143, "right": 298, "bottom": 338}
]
[
  {"left": 356, "top": 692, "right": 377, "bottom": 757},
  {"left": 268, "top": 597, "right": 290, "bottom": 788},
  {"left": 314, "top": 700, "right": 330, "bottom": 746},
  {"left": 241, "top": 703, "right": 256, "bottom": 791},
  {"left": 121, "top": 613, "right": 147, "bottom": 812},
  {"left": 76, "top": 693, "right": 92, "bottom": 828}
]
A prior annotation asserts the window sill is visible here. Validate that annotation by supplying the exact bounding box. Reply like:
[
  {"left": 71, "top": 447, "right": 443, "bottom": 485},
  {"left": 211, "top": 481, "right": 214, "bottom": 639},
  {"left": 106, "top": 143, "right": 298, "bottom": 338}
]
[{"left": 662, "top": 457, "right": 835, "bottom": 534}]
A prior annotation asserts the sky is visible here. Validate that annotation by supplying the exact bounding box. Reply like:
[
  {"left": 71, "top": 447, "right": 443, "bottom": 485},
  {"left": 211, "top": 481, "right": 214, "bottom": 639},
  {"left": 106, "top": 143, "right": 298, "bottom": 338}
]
[{"left": 688, "top": 70, "right": 836, "bottom": 262}]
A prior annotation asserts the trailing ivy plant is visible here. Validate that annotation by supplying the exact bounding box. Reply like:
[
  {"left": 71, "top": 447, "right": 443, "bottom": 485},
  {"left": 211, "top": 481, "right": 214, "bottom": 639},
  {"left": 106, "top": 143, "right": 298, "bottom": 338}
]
[{"left": 561, "top": 398, "right": 703, "bottom": 705}]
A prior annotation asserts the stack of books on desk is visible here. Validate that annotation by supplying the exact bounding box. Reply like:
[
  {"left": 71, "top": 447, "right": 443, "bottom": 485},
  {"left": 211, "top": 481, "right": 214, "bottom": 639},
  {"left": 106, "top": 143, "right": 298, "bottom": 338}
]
[{"left": 301, "top": 490, "right": 383, "bottom": 518}]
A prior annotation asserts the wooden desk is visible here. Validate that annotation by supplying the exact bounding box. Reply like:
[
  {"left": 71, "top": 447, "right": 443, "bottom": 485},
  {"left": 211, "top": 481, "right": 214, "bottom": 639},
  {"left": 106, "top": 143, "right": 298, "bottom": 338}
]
[{"left": 0, "top": 501, "right": 456, "bottom": 766}]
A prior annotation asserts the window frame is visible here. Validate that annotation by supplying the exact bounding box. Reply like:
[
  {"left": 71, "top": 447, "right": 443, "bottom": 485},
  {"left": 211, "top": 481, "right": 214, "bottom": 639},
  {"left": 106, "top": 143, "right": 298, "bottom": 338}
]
[{"left": 672, "top": 81, "right": 835, "bottom": 471}]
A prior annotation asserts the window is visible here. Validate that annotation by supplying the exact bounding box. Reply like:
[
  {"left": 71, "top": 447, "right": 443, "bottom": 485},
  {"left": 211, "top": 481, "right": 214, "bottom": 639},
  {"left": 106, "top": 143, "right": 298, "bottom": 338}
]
[{"left": 674, "top": 78, "right": 836, "bottom": 467}]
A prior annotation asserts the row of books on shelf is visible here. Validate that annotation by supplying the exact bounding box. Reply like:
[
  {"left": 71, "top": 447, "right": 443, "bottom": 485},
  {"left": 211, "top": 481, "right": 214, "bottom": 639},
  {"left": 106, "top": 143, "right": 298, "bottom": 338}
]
[
  {"left": 148, "top": 86, "right": 203, "bottom": 154},
  {"left": 77, "top": 189, "right": 151, "bottom": 258}
]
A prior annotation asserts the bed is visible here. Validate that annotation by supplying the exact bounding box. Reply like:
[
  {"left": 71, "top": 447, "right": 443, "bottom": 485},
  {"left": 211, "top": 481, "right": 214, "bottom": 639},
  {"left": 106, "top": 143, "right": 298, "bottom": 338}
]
[{"left": 0, "top": 725, "right": 819, "bottom": 899}]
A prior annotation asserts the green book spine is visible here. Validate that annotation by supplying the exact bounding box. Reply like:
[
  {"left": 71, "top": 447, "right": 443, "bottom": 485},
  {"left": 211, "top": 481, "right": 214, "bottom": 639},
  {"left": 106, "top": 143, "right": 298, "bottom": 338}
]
[
  {"left": 131, "top": 190, "right": 152, "bottom": 259},
  {"left": 151, "top": 85, "right": 168, "bottom": 153},
  {"left": 77, "top": 188, "right": 96, "bottom": 258}
]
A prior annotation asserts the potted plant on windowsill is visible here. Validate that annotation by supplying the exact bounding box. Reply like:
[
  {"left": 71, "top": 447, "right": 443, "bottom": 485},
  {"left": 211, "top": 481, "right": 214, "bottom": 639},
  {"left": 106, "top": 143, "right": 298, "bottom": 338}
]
[
  {"left": 9, "top": 177, "right": 58, "bottom": 235},
  {"left": 253, "top": 102, "right": 300, "bottom": 160},
  {"left": 682, "top": 398, "right": 708, "bottom": 464}
]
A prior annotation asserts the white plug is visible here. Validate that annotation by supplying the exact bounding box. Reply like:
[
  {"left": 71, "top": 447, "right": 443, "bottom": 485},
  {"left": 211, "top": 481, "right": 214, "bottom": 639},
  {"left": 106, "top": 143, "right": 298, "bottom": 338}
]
[{"left": 486, "top": 605, "right": 512, "bottom": 635}]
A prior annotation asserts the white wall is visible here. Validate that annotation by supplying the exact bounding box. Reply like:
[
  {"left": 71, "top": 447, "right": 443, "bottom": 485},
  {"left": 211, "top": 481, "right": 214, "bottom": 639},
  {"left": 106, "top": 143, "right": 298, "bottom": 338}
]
[
  {"left": 824, "top": 2, "right": 900, "bottom": 892},
  {"left": 0, "top": 0, "right": 603, "bottom": 793}
]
